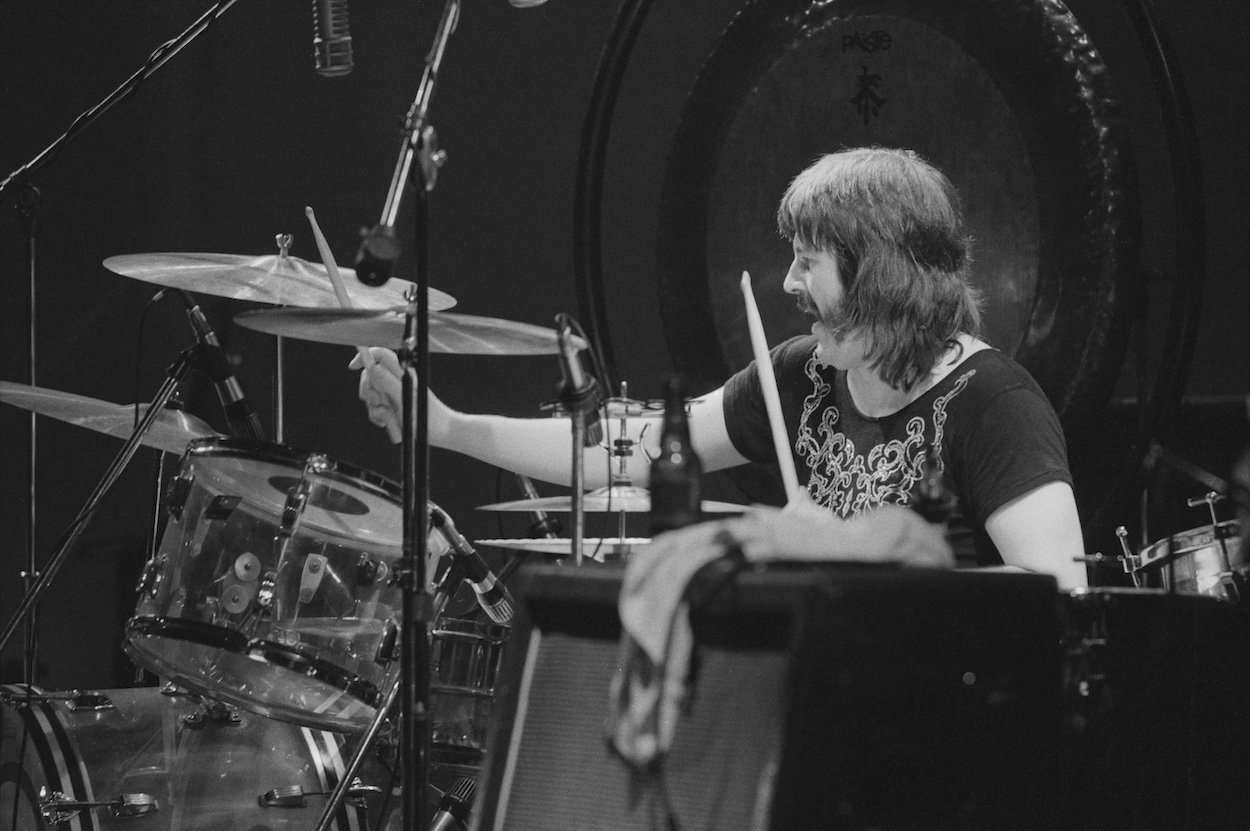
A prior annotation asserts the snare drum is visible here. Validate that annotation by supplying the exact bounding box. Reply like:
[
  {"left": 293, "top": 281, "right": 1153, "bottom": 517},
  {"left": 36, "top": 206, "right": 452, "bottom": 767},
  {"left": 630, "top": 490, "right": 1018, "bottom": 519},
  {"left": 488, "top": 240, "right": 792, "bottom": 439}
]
[
  {"left": 124, "top": 438, "right": 450, "bottom": 732},
  {"left": 0, "top": 685, "right": 390, "bottom": 831},
  {"left": 1127, "top": 520, "right": 1245, "bottom": 601},
  {"left": 429, "top": 617, "right": 509, "bottom": 772}
]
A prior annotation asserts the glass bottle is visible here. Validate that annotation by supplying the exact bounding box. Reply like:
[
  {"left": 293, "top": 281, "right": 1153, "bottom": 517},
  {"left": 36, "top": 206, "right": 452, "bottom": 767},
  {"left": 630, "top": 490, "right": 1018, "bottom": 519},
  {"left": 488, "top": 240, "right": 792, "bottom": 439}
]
[{"left": 649, "top": 375, "right": 703, "bottom": 534}]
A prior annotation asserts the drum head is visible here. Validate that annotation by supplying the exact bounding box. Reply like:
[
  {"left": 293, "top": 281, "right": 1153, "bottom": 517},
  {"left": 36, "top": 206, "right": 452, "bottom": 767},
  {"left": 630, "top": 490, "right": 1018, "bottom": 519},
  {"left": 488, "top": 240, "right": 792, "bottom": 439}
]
[{"left": 656, "top": 0, "right": 1138, "bottom": 502}]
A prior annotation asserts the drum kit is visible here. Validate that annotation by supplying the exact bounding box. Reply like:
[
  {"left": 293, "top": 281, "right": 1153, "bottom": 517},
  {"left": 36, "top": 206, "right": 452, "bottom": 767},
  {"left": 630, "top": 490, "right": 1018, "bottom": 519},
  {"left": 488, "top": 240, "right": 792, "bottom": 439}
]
[{"left": 0, "top": 240, "right": 728, "bottom": 830}]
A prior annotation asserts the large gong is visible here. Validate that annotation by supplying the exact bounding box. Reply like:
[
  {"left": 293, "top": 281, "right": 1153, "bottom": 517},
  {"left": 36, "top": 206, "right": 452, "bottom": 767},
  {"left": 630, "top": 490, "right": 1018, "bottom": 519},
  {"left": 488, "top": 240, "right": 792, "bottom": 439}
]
[{"left": 655, "top": 0, "right": 1139, "bottom": 502}]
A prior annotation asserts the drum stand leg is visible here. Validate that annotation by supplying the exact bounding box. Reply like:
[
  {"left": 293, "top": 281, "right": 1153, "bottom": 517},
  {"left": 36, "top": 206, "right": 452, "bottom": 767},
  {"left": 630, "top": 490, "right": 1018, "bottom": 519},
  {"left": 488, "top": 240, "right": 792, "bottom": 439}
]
[
  {"left": 312, "top": 676, "right": 402, "bottom": 831},
  {"left": 0, "top": 348, "right": 198, "bottom": 653}
]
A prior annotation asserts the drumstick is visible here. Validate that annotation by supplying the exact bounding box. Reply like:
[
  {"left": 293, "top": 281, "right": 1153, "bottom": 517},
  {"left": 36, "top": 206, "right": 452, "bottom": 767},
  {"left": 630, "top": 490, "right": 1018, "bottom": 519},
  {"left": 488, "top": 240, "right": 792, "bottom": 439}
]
[
  {"left": 306, "top": 206, "right": 401, "bottom": 443},
  {"left": 740, "top": 271, "right": 802, "bottom": 504}
]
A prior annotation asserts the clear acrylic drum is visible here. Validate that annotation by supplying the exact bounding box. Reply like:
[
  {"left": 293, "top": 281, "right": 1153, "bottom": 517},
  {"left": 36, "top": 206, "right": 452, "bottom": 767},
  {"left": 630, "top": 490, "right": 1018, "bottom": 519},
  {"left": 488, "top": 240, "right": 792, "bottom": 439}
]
[
  {"left": 124, "top": 438, "right": 449, "bottom": 732},
  {"left": 0, "top": 684, "right": 392, "bottom": 830}
]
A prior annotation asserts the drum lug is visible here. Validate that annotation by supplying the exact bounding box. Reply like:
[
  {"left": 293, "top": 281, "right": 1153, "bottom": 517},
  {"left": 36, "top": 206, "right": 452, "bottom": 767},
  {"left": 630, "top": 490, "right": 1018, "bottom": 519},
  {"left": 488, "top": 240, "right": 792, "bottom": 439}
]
[
  {"left": 256, "top": 570, "right": 278, "bottom": 610},
  {"left": 135, "top": 555, "right": 166, "bottom": 599},
  {"left": 375, "top": 617, "right": 400, "bottom": 666},
  {"left": 299, "top": 554, "right": 329, "bottom": 604},
  {"left": 356, "top": 553, "right": 389, "bottom": 587},
  {"left": 39, "top": 786, "right": 159, "bottom": 825},
  {"left": 165, "top": 471, "right": 194, "bottom": 520},
  {"left": 259, "top": 778, "right": 380, "bottom": 809},
  {"left": 182, "top": 698, "right": 242, "bottom": 729}
]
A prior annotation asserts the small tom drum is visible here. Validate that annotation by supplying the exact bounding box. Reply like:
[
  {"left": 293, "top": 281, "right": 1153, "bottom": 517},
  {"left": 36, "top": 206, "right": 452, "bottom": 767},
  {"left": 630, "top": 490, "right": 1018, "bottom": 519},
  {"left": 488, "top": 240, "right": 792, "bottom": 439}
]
[
  {"left": 124, "top": 438, "right": 450, "bottom": 732},
  {"left": 1127, "top": 520, "right": 1244, "bottom": 602}
]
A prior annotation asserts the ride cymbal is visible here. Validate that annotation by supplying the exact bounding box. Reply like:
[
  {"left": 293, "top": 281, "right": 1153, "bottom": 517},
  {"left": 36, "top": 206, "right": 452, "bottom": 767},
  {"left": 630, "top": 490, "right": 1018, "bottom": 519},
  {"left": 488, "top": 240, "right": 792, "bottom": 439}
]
[
  {"left": 477, "top": 485, "right": 746, "bottom": 514},
  {"left": 233, "top": 307, "right": 583, "bottom": 356},
  {"left": 0, "top": 382, "right": 218, "bottom": 455},
  {"left": 103, "top": 252, "right": 457, "bottom": 311}
]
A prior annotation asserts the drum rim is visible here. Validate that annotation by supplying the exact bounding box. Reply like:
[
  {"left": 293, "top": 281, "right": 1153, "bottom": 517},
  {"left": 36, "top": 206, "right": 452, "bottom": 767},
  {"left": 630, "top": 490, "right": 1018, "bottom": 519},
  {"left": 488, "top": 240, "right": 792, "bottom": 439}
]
[
  {"left": 180, "top": 437, "right": 452, "bottom": 524},
  {"left": 244, "top": 637, "right": 382, "bottom": 707},
  {"left": 1139, "top": 519, "right": 1240, "bottom": 561},
  {"left": 125, "top": 615, "right": 382, "bottom": 711},
  {"left": 182, "top": 436, "right": 402, "bottom": 502},
  {"left": 433, "top": 616, "right": 511, "bottom": 642}
]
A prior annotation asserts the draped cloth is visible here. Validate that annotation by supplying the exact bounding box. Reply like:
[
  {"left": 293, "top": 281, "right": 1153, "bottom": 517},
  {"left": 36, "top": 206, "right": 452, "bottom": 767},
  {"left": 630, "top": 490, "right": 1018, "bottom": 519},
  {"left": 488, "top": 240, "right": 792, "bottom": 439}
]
[{"left": 607, "top": 505, "right": 952, "bottom": 768}]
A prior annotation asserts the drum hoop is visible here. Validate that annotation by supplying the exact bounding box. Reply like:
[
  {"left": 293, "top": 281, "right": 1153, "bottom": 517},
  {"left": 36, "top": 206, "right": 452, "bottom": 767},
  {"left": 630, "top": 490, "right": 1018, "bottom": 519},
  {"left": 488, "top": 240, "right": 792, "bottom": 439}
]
[
  {"left": 433, "top": 616, "right": 511, "bottom": 643},
  {"left": 183, "top": 436, "right": 402, "bottom": 502},
  {"left": 1139, "top": 520, "right": 1240, "bottom": 566},
  {"left": 244, "top": 639, "right": 382, "bottom": 708},
  {"left": 126, "top": 615, "right": 250, "bottom": 652}
]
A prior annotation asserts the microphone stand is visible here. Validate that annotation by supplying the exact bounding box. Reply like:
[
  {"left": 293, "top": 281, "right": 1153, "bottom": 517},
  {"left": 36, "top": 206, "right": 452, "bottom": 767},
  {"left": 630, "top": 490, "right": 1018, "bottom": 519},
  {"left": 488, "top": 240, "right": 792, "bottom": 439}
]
[
  {"left": 0, "top": 349, "right": 198, "bottom": 653},
  {"left": 0, "top": 0, "right": 236, "bottom": 685},
  {"left": 16, "top": 184, "right": 41, "bottom": 686},
  {"left": 315, "top": 4, "right": 460, "bottom": 829},
  {"left": 0, "top": 0, "right": 239, "bottom": 200}
]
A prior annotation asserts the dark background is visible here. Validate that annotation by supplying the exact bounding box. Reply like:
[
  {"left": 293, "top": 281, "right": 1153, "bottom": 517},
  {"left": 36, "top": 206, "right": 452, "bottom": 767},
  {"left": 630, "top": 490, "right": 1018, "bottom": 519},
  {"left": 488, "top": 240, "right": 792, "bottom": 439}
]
[{"left": 1, "top": 0, "right": 1246, "bottom": 689}]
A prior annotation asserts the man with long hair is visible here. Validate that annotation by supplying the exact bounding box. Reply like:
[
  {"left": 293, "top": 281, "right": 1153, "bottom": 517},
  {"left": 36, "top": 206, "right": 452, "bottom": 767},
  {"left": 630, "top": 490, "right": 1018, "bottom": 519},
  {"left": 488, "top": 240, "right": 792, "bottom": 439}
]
[{"left": 354, "top": 147, "right": 1086, "bottom": 586}]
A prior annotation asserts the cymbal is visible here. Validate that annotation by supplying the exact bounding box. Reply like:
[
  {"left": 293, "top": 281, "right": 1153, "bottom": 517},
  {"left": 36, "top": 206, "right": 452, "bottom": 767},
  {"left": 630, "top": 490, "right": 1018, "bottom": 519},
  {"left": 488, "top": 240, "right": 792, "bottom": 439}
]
[
  {"left": 0, "top": 382, "right": 218, "bottom": 455},
  {"left": 103, "top": 252, "right": 457, "bottom": 311},
  {"left": 477, "top": 485, "right": 747, "bottom": 514},
  {"left": 234, "top": 307, "right": 583, "bottom": 356},
  {"left": 476, "top": 537, "right": 649, "bottom": 557}
]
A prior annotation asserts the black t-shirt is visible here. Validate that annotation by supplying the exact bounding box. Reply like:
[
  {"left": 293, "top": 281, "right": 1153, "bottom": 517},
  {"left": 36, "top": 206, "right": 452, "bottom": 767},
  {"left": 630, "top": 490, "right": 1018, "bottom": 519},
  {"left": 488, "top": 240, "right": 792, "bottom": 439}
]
[{"left": 722, "top": 334, "right": 1072, "bottom": 565}]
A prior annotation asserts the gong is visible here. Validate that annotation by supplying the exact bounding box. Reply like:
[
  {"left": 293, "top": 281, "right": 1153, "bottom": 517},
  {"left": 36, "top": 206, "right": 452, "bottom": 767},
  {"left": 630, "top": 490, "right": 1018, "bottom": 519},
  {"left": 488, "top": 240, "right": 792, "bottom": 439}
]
[{"left": 653, "top": 0, "right": 1140, "bottom": 502}]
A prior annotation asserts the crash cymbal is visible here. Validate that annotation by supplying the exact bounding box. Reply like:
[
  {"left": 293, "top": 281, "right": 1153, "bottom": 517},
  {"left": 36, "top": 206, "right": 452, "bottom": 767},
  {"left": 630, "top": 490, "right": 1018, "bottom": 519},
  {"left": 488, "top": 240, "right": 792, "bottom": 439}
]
[
  {"left": 103, "top": 252, "right": 457, "bottom": 311},
  {"left": 0, "top": 382, "right": 218, "bottom": 455},
  {"left": 233, "top": 307, "right": 583, "bottom": 356},
  {"left": 476, "top": 537, "right": 649, "bottom": 556},
  {"left": 477, "top": 485, "right": 747, "bottom": 514}
]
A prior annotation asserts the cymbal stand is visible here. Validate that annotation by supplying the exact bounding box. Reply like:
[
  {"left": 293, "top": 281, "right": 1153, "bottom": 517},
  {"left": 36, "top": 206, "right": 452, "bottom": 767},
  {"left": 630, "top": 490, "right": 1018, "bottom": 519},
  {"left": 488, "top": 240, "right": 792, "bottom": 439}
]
[
  {"left": 15, "top": 184, "right": 41, "bottom": 685},
  {"left": 0, "top": 348, "right": 198, "bottom": 653},
  {"left": 318, "top": 4, "right": 459, "bottom": 829},
  {"left": 274, "top": 233, "right": 294, "bottom": 444},
  {"left": 608, "top": 384, "right": 647, "bottom": 544}
]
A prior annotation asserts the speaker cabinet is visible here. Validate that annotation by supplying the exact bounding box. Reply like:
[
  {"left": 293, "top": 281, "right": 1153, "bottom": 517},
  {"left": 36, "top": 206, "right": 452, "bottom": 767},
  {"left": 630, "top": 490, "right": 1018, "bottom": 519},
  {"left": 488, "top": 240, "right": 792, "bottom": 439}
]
[{"left": 471, "top": 564, "right": 1063, "bottom": 830}]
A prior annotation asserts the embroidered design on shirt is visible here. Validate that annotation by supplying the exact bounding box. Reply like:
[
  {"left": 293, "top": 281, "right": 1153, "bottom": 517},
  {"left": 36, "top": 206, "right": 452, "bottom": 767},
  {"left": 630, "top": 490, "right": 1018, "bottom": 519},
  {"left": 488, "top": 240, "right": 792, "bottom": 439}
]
[{"left": 795, "top": 349, "right": 974, "bottom": 516}]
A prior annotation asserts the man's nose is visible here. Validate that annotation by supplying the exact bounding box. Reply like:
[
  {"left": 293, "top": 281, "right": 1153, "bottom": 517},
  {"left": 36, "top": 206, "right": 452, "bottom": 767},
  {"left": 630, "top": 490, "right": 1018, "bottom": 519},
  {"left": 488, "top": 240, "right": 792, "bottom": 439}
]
[{"left": 782, "top": 261, "right": 802, "bottom": 294}]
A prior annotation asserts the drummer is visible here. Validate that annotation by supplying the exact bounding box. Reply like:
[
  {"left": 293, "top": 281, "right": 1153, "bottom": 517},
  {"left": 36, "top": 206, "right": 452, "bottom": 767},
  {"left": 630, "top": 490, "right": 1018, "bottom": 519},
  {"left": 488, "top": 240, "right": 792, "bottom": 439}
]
[{"left": 352, "top": 147, "right": 1088, "bottom": 589}]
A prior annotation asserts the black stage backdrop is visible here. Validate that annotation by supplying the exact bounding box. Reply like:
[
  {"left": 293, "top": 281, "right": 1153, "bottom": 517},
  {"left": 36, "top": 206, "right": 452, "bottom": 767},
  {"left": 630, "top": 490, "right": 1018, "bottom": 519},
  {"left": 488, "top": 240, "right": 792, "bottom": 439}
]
[{"left": 0, "top": 0, "right": 1246, "bottom": 689}]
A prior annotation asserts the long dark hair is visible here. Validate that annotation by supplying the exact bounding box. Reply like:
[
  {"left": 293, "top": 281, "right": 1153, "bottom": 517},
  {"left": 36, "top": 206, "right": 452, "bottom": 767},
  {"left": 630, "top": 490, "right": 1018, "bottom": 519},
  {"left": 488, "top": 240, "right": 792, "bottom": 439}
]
[{"left": 777, "top": 147, "right": 984, "bottom": 390}]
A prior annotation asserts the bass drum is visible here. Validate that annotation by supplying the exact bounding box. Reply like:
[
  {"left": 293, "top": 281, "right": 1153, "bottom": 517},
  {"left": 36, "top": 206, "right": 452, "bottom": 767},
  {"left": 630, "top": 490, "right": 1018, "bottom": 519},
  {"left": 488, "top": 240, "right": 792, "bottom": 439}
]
[{"left": 0, "top": 685, "right": 394, "bottom": 831}]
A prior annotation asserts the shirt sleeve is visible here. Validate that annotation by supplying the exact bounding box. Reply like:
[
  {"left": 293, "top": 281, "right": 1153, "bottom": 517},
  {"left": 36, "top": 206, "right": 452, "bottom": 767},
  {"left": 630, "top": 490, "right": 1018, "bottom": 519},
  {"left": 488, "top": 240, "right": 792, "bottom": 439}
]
[
  {"left": 721, "top": 335, "right": 812, "bottom": 464},
  {"left": 950, "top": 379, "right": 1073, "bottom": 526}
]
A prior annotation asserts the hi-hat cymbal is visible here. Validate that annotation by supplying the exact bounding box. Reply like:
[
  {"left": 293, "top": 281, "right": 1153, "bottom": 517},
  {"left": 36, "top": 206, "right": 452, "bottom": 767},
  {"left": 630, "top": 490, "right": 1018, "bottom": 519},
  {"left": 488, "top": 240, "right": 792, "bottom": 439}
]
[
  {"left": 103, "top": 252, "right": 457, "bottom": 311},
  {"left": 234, "top": 307, "right": 583, "bottom": 356},
  {"left": 476, "top": 537, "right": 649, "bottom": 557},
  {"left": 0, "top": 382, "right": 218, "bottom": 455},
  {"left": 477, "top": 485, "right": 747, "bottom": 514}
]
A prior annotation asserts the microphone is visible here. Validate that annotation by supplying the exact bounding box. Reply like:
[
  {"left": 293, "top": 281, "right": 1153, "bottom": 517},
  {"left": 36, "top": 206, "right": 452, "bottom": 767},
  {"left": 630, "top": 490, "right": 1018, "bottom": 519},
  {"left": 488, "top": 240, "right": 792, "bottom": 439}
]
[
  {"left": 429, "top": 776, "right": 476, "bottom": 831},
  {"left": 353, "top": 224, "right": 400, "bottom": 288},
  {"left": 181, "top": 294, "right": 265, "bottom": 441},
  {"left": 312, "top": 0, "right": 353, "bottom": 78},
  {"left": 556, "top": 317, "right": 603, "bottom": 448},
  {"left": 430, "top": 506, "right": 514, "bottom": 624}
]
